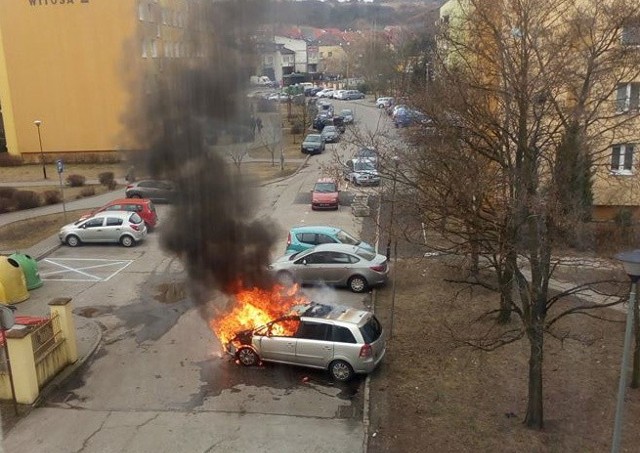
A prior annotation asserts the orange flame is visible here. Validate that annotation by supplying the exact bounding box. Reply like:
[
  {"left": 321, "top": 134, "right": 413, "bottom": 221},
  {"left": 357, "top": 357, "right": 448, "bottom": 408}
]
[{"left": 210, "top": 284, "right": 309, "bottom": 346}]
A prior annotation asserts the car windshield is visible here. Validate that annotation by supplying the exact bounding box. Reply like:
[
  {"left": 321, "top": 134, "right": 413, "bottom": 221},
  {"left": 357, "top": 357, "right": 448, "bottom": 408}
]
[
  {"left": 306, "top": 135, "right": 321, "bottom": 142},
  {"left": 323, "top": 127, "right": 336, "bottom": 133},
  {"left": 335, "top": 229, "right": 360, "bottom": 245},
  {"left": 340, "top": 110, "right": 352, "bottom": 116},
  {"left": 314, "top": 182, "right": 337, "bottom": 193},
  {"left": 357, "top": 149, "right": 376, "bottom": 159},
  {"left": 354, "top": 161, "right": 376, "bottom": 172}
]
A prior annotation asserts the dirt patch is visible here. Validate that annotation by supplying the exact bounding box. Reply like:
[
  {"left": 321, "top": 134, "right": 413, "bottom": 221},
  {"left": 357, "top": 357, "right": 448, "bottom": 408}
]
[
  {"left": 368, "top": 259, "right": 640, "bottom": 452},
  {"left": 0, "top": 210, "right": 86, "bottom": 250}
]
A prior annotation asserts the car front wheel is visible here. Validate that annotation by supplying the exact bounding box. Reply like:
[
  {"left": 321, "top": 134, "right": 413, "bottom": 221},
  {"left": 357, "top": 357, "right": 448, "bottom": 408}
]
[
  {"left": 237, "top": 347, "right": 259, "bottom": 366},
  {"left": 329, "top": 360, "right": 354, "bottom": 382},
  {"left": 66, "top": 235, "right": 81, "bottom": 247},
  {"left": 348, "top": 275, "right": 368, "bottom": 293}
]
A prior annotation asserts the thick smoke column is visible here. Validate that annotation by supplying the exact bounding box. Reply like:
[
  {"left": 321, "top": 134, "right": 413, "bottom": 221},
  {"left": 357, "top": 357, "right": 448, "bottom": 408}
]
[{"left": 128, "top": 1, "right": 277, "bottom": 296}]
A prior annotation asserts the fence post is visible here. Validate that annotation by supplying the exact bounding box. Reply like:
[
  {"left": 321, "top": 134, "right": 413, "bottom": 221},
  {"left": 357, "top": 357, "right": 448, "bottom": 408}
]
[
  {"left": 48, "top": 297, "right": 77, "bottom": 363},
  {"left": 5, "top": 330, "right": 39, "bottom": 404}
]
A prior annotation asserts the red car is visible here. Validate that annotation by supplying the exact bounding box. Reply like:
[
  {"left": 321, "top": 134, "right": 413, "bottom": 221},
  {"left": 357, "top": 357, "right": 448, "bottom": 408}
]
[
  {"left": 311, "top": 178, "right": 339, "bottom": 210},
  {"left": 79, "top": 198, "right": 158, "bottom": 230}
]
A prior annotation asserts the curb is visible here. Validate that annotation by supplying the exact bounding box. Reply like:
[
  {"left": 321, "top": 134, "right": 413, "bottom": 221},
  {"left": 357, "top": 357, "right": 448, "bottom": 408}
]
[{"left": 260, "top": 154, "right": 311, "bottom": 187}]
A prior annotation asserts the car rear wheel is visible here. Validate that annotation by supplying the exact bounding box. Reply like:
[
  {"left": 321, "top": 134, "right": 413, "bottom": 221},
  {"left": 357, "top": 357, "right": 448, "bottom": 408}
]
[
  {"left": 348, "top": 275, "right": 368, "bottom": 293},
  {"left": 66, "top": 235, "right": 81, "bottom": 247},
  {"left": 120, "top": 235, "right": 135, "bottom": 247},
  {"left": 237, "top": 347, "right": 259, "bottom": 366},
  {"left": 329, "top": 360, "right": 354, "bottom": 382}
]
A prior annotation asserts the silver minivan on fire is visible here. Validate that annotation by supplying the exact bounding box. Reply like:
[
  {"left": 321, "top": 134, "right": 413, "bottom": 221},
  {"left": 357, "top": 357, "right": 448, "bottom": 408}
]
[{"left": 225, "top": 302, "right": 386, "bottom": 381}]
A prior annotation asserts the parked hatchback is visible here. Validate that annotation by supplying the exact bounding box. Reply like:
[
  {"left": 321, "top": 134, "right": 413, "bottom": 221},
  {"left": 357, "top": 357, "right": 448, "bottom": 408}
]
[
  {"left": 286, "top": 226, "right": 375, "bottom": 254},
  {"left": 320, "top": 125, "right": 340, "bottom": 143},
  {"left": 226, "top": 302, "right": 386, "bottom": 381},
  {"left": 125, "top": 180, "right": 175, "bottom": 203},
  {"left": 59, "top": 211, "right": 147, "bottom": 247},
  {"left": 270, "top": 243, "right": 389, "bottom": 293},
  {"left": 78, "top": 198, "right": 158, "bottom": 230},
  {"left": 301, "top": 134, "right": 325, "bottom": 155},
  {"left": 311, "top": 178, "right": 339, "bottom": 210}
]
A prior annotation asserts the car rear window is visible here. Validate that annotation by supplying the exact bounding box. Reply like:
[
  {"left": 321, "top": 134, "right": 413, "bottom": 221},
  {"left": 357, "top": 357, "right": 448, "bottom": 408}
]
[
  {"left": 356, "top": 249, "right": 376, "bottom": 261},
  {"left": 359, "top": 316, "right": 382, "bottom": 343},
  {"left": 129, "top": 213, "right": 143, "bottom": 224}
]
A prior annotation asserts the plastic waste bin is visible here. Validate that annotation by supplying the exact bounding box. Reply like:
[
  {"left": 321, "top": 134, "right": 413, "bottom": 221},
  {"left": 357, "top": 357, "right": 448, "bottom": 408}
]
[
  {"left": 9, "top": 253, "right": 43, "bottom": 290},
  {"left": 0, "top": 256, "right": 29, "bottom": 304}
]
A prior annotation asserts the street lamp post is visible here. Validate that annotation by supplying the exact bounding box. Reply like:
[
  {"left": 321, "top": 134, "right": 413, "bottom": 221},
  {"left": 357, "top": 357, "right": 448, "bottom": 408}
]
[
  {"left": 33, "top": 120, "right": 47, "bottom": 179},
  {"left": 611, "top": 249, "right": 640, "bottom": 453}
]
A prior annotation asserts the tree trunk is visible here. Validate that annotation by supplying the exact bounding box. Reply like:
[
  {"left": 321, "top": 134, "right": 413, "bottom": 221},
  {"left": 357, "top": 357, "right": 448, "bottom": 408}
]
[
  {"left": 631, "top": 292, "right": 640, "bottom": 388},
  {"left": 524, "top": 325, "right": 544, "bottom": 429}
]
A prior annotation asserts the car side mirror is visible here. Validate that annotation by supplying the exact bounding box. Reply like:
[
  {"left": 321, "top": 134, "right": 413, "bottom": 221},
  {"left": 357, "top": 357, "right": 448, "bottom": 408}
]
[{"left": 302, "top": 259, "right": 307, "bottom": 265}]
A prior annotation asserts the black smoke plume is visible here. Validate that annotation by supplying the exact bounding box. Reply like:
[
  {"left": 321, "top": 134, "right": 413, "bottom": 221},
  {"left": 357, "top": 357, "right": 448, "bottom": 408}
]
[{"left": 126, "top": 0, "right": 278, "bottom": 296}]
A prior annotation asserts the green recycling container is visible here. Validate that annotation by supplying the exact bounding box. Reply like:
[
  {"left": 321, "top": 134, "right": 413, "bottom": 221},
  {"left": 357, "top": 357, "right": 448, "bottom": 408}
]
[{"left": 9, "top": 253, "right": 43, "bottom": 290}]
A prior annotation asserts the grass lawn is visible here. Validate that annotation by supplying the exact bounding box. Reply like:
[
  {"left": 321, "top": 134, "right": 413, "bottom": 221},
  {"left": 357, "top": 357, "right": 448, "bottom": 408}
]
[
  {"left": 0, "top": 162, "right": 127, "bottom": 183},
  {"left": 0, "top": 210, "right": 86, "bottom": 251}
]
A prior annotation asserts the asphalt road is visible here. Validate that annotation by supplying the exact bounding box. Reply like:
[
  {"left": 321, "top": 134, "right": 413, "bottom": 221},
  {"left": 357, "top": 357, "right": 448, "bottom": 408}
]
[{"left": 3, "top": 98, "right": 397, "bottom": 453}]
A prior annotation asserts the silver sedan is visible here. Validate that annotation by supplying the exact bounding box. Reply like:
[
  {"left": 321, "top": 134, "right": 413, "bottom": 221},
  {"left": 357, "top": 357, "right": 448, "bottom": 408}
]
[{"left": 269, "top": 243, "right": 389, "bottom": 293}]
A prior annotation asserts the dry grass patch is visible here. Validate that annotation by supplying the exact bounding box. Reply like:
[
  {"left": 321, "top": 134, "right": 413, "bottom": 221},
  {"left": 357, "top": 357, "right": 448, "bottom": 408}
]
[
  {"left": 0, "top": 210, "right": 86, "bottom": 251},
  {"left": 368, "top": 259, "right": 640, "bottom": 452},
  {"left": 0, "top": 163, "right": 126, "bottom": 183}
]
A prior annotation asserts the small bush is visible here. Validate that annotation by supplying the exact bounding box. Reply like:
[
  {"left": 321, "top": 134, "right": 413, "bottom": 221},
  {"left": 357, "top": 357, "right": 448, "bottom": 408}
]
[
  {"left": 12, "top": 190, "right": 42, "bottom": 210},
  {"left": 0, "top": 187, "right": 17, "bottom": 199},
  {"left": 98, "top": 171, "right": 115, "bottom": 186},
  {"left": 0, "top": 154, "right": 23, "bottom": 167},
  {"left": 43, "top": 190, "right": 62, "bottom": 205},
  {"left": 107, "top": 180, "right": 118, "bottom": 190},
  {"left": 0, "top": 198, "right": 14, "bottom": 213},
  {"left": 79, "top": 187, "right": 95, "bottom": 198},
  {"left": 66, "top": 174, "right": 86, "bottom": 187}
]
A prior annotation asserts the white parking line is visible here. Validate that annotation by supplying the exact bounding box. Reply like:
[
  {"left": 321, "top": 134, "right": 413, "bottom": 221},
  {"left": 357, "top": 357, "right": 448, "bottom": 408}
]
[{"left": 40, "top": 258, "right": 134, "bottom": 282}]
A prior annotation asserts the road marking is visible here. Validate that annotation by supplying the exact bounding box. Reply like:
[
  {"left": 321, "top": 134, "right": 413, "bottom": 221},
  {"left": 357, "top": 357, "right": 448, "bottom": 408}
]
[{"left": 40, "top": 258, "right": 134, "bottom": 282}]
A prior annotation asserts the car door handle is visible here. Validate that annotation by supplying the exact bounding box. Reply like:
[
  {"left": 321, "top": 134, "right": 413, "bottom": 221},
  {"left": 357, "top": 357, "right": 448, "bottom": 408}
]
[
  {"left": 323, "top": 346, "right": 332, "bottom": 350},
  {"left": 287, "top": 342, "right": 295, "bottom": 346}
]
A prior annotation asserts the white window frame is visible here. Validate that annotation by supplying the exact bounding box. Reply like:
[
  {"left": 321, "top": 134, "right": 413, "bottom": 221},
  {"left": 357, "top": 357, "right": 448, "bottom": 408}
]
[
  {"left": 142, "top": 39, "right": 148, "bottom": 58},
  {"left": 138, "top": 1, "right": 146, "bottom": 21},
  {"left": 151, "top": 40, "right": 158, "bottom": 58},
  {"left": 616, "top": 83, "right": 640, "bottom": 113},
  {"left": 611, "top": 144, "right": 635, "bottom": 175}
]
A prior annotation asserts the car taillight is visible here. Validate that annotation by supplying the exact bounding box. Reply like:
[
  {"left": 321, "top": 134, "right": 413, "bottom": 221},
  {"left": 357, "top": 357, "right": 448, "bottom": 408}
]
[
  {"left": 359, "top": 344, "right": 372, "bottom": 358},
  {"left": 370, "top": 264, "right": 386, "bottom": 272},
  {"left": 287, "top": 232, "right": 291, "bottom": 246},
  {"left": 126, "top": 184, "right": 134, "bottom": 190},
  {"left": 130, "top": 223, "right": 140, "bottom": 231}
]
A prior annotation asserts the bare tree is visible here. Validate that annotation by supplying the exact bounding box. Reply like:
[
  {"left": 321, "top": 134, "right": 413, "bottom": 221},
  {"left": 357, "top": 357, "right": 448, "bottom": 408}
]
[{"left": 399, "top": 0, "right": 640, "bottom": 429}]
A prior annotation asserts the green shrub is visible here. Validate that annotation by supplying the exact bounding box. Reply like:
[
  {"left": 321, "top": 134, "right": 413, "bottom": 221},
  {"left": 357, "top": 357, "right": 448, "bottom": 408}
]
[
  {"left": 0, "top": 187, "right": 17, "bottom": 199},
  {"left": 66, "top": 174, "right": 86, "bottom": 187},
  {"left": 43, "top": 190, "right": 62, "bottom": 205},
  {"left": 98, "top": 171, "right": 115, "bottom": 186},
  {"left": 12, "top": 190, "right": 41, "bottom": 210},
  {"left": 0, "top": 154, "right": 23, "bottom": 167},
  {"left": 0, "top": 198, "right": 14, "bottom": 213},
  {"left": 78, "top": 187, "right": 95, "bottom": 198}
]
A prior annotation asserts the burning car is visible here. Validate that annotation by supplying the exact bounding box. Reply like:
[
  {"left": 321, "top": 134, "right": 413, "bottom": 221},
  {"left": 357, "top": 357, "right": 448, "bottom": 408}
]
[{"left": 224, "top": 302, "right": 386, "bottom": 382}]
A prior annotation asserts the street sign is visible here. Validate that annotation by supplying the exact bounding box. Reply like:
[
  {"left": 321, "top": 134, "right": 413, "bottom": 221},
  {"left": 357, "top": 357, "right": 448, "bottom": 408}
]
[{"left": 56, "top": 159, "right": 64, "bottom": 174}]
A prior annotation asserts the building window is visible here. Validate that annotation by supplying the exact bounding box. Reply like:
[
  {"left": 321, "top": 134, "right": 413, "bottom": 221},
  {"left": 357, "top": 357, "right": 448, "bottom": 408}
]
[
  {"left": 611, "top": 144, "right": 635, "bottom": 174},
  {"left": 151, "top": 40, "right": 158, "bottom": 58},
  {"left": 138, "top": 1, "right": 146, "bottom": 21},
  {"left": 622, "top": 20, "right": 640, "bottom": 46},
  {"left": 616, "top": 83, "right": 640, "bottom": 112},
  {"left": 142, "top": 40, "right": 148, "bottom": 58}
]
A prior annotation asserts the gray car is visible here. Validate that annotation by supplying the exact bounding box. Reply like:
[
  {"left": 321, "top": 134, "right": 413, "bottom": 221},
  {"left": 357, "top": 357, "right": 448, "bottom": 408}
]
[
  {"left": 344, "top": 158, "right": 381, "bottom": 186},
  {"left": 301, "top": 133, "right": 325, "bottom": 155},
  {"left": 270, "top": 243, "right": 389, "bottom": 293},
  {"left": 320, "top": 125, "right": 340, "bottom": 143},
  {"left": 225, "top": 302, "right": 386, "bottom": 381},
  {"left": 59, "top": 211, "right": 147, "bottom": 247},
  {"left": 125, "top": 180, "right": 175, "bottom": 203}
]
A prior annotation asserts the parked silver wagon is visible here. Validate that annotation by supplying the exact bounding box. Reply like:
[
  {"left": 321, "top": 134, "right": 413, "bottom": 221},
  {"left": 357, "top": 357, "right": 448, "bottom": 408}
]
[{"left": 226, "top": 303, "right": 386, "bottom": 381}]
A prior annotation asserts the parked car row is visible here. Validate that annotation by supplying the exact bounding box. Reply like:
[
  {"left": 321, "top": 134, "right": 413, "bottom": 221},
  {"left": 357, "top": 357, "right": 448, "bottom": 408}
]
[
  {"left": 315, "top": 89, "right": 365, "bottom": 100},
  {"left": 58, "top": 179, "right": 174, "bottom": 248}
]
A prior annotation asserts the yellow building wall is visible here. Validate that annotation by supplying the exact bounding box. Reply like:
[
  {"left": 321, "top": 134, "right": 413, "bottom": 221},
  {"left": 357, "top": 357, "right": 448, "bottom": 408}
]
[{"left": 0, "top": 0, "right": 140, "bottom": 157}]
